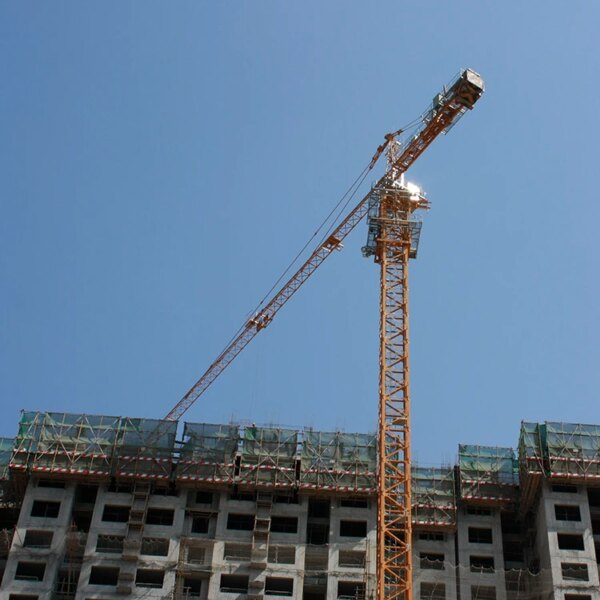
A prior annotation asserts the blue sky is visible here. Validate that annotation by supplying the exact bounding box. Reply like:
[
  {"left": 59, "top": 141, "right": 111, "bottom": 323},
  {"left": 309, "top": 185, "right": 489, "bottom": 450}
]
[{"left": 2, "top": 3, "right": 599, "bottom": 465}]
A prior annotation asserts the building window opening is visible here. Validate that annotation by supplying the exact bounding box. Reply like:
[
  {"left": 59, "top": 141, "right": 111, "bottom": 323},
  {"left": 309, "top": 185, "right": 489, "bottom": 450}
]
[
  {"left": 557, "top": 533, "right": 585, "bottom": 551},
  {"left": 552, "top": 484, "right": 578, "bottom": 494},
  {"left": 96, "top": 535, "right": 124, "bottom": 554},
  {"left": 135, "top": 569, "right": 164, "bottom": 588},
  {"left": 146, "top": 508, "right": 175, "bottom": 526},
  {"left": 564, "top": 595, "right": 592, "bottom": 600},
  {"left": 420, "top": 552, "right": 445, "bottom": 570},
  {"left": 72, "top": 510, "right": 92, "bottom": 532},
  {"left": 183, "top": 576, "right": 203, "bottom": 597},
  {"left": 338, "top": 550, "right": 365, "bottom": 568},
  {"left": 186, "top": 546, "right": 206, "bottom": 563},
  {"left": 230, "top": 489, "right": 256, "bottom": 502},
  {"left": 268, "top": 545, "right": 295, "bottom": 565},
  {"left": 226, "top": 513, "right": 255, "bottom": 531},
  {"left": 340, "top": 497, "right": 368, "bottom": 509},
  {"left": 338, "top": 581, "right": 365, "bottom": 599},
  {"left": 419, "top": 531, "right": 444, "bottom": 542},
  {"left": 191, "top": 514, "right": 210, "bottom": 534},
  {"left": 151, "top": 485, "right": 178, "bottom": 497},
  {"left": 89, "top": 566, "right": 119, "bottom": 586},
  {"left": 55, "top": 569, "right": 79, "bottom": 597},
  {"left": 468, "top": 527, "right": 493, "bottom": 544},
  {"left": 37, "top": 479, "right": 65, "bottom": 489},
  {"left": 23, "top": 530, "right": 53, "bottom": 548},
  {"left": 273, "top": 492, "right": 298, "bottom": 504},
  {"left": 471, "top": 586, "right": 496, "bottom": 600},
  {"left": 339, "top": 520, "right": 367, "bottom": 538},
  {"left": 107, "top": 480, "right": 133, "bottom": 493},
  {"left": 470, "top": 555, "right": 495, "bottom": 573},
  {"left": 220, "top": 574, "right": 249, "bottom": 594},
  {"left": 303, "top": 586, "right": 327, "bottom": 600},
  {"left": 306, "top": 522, "right": 329, "bottom": 544},
  {"left": 265, "top": 577, "right": 293, "bottom": 596},
  {"left": 195, "top": 491, "right": 213, "bottom": 504},
  {"left": 141, "top": 537, "right": 169, "bottom": 556},
  {"left": 101, "top": 505, "right": 130, "bottom": 522},
  {"left": 223, "top": 543, "right": 252, "bottom": 561},
  {"left": 15, "top": 562, "right": 46, "bottom": 582},
  {"left": 588, "top": 487, "right": 600, "bottom": 507},
  {"left": 30, "top": 501, "right": 60, "bottom": 519},
  {"left": 308, "top": 498, "right": 330, "bottom": 518},
  {"left": 420, "top": 582, "right": 445, "bottom": 600},
  {"left": 75, "top": 484, "right": 98, "bottom": 504},
  {"left": 555, "top": 505, "right": 581, "bottom": 521},
  {"left": 271, "top": 516, "right": 298, "bottom": 534},
  {"left": 561, "top": 562, "right": 589, "bottom": 581},
  {"left": 466, "top": 507, "right": 492, "bottom": 516}
]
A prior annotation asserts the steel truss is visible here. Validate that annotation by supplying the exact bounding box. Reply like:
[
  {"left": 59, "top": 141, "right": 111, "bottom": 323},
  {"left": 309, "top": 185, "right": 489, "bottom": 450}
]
[{"left": 375, "top": 187, "right": 419, "bottom": 600}]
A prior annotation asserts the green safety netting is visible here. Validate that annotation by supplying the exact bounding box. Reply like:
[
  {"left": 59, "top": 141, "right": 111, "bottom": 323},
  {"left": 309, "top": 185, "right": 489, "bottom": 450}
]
[
  {"left": 412, "top": 466, "right": 456, "bottom": 526},
  {"left": 242, "top": 426, "right": 298, "bottom": 459},
  {"left": 0, "top": 438, "right": 14, "bottom": 480},
  {"left": 459, "top": 444, "right": 517, "bottom": 485},
  {"left": 12, "top": 411, "right": 176, "bottom": 461},
  {"left": 302, "top": 431, "right": 377, "bottom": 468},
  {"left": 180, "top": 422, "right": 239, "bottom": 461},
  {"left": 545, "top": 421, "right": 600, "bottom": 460},
  {"left": 412, "top": 466, "right": 455, "bottom": 498},
  {"left": 519, "top": 422, "right": 543, "bottom": 459}
]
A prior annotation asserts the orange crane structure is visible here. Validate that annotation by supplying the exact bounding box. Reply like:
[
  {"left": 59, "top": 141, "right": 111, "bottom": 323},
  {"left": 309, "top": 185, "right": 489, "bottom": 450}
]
[{"left": 161, "top": 68, "right": 484, "bottom": 599}]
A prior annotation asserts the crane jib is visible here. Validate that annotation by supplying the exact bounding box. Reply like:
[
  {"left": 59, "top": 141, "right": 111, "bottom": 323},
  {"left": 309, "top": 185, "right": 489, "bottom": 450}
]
[{"left": 156, "top": 67, "right": 484, "bottom": 434}]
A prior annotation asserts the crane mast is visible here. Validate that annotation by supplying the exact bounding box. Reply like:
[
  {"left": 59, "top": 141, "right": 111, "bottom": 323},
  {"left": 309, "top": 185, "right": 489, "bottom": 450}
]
[{"left": 364, "top": 180, "right": 428, "bottom": 600}]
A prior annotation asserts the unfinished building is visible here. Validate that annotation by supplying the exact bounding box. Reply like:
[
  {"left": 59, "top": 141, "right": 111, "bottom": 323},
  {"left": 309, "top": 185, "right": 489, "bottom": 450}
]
[{"left": 0, "top": 412, "right": 599, "bottom": 600}]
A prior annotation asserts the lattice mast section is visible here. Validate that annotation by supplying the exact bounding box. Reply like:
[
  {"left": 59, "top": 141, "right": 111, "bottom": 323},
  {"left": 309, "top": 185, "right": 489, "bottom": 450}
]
[{"left": 365, "top": 178, "right": 429, "bottom": 600}]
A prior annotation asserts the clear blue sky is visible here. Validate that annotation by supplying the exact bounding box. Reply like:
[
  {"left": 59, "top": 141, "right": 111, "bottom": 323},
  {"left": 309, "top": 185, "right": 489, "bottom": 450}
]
[{"left": 2, "top": 3, "right": 599, "bottom": 465}]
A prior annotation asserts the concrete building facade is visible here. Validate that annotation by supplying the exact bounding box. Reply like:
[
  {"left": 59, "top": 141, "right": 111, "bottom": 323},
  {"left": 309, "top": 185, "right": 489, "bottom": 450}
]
[{"left": 0, "top": 413, "right": 599, "bottom": 599}]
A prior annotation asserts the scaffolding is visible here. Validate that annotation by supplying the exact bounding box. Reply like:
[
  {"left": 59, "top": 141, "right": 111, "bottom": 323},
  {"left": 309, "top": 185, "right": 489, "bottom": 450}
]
[
  {"left": 9, "top": 411, "right": 177, "bottom": 480},
  {"left": 176, "top": 422, "right": 239, "bottom": 484},
  {"left": 411, "top": 467, "right": 456, "bottom": 528},
  {"left": 519, "top": 421, "right": 600, "bottom": 513},
  {"left": 459, "top": 445, "right": 518, "bottom": 505},
  {"left": 239, "top": 426, "right": 298, "bottom": 488},
  {"left": 300, "top": 430, "right": 377, "bottom": 493}
]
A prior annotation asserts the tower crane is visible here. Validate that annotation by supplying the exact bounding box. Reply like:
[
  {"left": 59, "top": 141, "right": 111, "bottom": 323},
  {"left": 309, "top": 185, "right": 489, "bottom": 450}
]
[{"left": 160, "top": 69, "right": 484, "bottom": 599}]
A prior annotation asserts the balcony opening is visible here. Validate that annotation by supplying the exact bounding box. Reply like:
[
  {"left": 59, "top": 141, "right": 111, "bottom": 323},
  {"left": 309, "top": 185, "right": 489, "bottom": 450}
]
[
  {"left": 30, "top": 501, "right": 60, "bottom": 519},
  {"left": 23, "top": 530, "right": 53, "bottom": 549},
  {"left": 555, "top": 505, "right": 581, "bottom": 522},
  {"left": 469, "top": 555, "right": 494, "bottom": 573},
  {"left": 220, "top": 574, "right": 249, "bottom": 594},
  {"left": 339, "top": 520, "right": 367, "bottom": 538},
  {"left": 101, "top": 505, "right": 130, "bottom": 523},
  {"left": 141, "top": 537, "right": 169, "bottom": 556},
  {"left": 135, "top": 569, "right": 164, "bottom": 589},
  {"left": 226, "top": 513, "right": 255, "bottom": 531},
  {"left": 146, "top": 508, "right": 175, "bottom": 526},
  {"left": 468, "top": 527, "right": 492, "bottom": 544},
  {"left": 15, "top": 562, "right": 46, "bottom": 582},
  {"left": 88, "top": 566, "right": 119, "bottom": 586},
  {"left": 420, "top": 552, "right": 445, "bottom": 570},
  {"left": 96, "top": 535, "right": 124, "bottom": 554},
  {"left": 557, "top": 533, "right": 585, "bottom": 551},
  {"left": 271, "top": 516, "right": 298, "bottom": 534},
  {"left": 265, "top": 577, "right": 293, "bottom": 597},
  {"left": 420, "top": 582, "right": 445, "bottom": 600}
]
